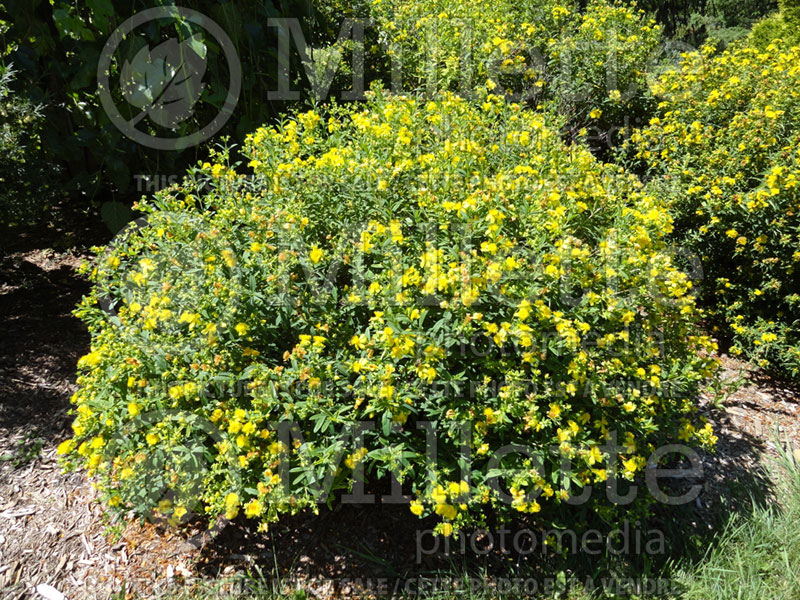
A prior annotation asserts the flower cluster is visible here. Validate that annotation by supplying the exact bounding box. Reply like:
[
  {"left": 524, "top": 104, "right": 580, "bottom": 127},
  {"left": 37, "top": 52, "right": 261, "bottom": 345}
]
[
  {"left": 366, "top": 0, "right": 661, "bottom": 137},
  {"left": 628, "top": 41, "right": 800, "bottom": 376}
]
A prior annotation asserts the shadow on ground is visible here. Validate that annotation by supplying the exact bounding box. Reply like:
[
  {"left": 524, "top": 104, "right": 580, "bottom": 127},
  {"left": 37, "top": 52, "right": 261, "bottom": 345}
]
[
  {"left": 0, "top": 211, "right": 107, "bottom": 445},
  {"left": 193, "top": 421, "right": 775, "bottom": 598}
]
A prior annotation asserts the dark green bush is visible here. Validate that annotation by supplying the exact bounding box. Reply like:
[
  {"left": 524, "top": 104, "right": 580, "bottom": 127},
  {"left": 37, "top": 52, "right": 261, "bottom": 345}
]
[
  {"left": 0, "top": 0, "right": 354, "bottom": 206},
  {"left": 0, "top": 62, "right": 61, "bottom": 226}
]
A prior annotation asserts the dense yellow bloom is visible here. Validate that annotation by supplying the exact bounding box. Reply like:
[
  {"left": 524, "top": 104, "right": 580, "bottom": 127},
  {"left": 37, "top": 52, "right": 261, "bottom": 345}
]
[
  {"left": 309, "top": 246, "right": 324, "bottom": 264},
  {"left": 64, "top": 83, "right": 717, "bottom": 538},
  {"left": 244, "top": 499, "right": 263, "bottom": 517}
]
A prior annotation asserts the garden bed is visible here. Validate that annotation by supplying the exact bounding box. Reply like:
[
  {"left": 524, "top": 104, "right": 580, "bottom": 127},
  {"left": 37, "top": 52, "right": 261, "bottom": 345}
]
[{"left": 1, "top": 242, "right": 798, "bottom": 599}]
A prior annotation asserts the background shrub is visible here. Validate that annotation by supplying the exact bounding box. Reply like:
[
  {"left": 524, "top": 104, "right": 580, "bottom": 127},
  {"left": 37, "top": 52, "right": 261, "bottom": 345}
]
[
  {"left": 0, "top": 60, "right": 61, "bottom": 226},
  {"left": 636, "top": 0, "right": 776, "bottom": 47},
  {"left": 366, "top": 0, "right": 663, "bottom": 150},
  {"left": 749, "top": 0, "right": 800, "bottom": 48},
  {"left": 62, "top": 89, "right": 718, "bottom": 535},
  {"left": 628, "top": 41, "right": 800, "bottom": 376},
  {"left": 5, "top": 0, "right": 763, "bottom": 219}
]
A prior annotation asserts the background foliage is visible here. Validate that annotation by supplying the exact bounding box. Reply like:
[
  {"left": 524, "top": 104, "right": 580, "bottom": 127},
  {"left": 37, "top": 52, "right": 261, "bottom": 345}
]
[
  {"left": 0, "top": 60, "right": 61, "bottom": 225},
  {"left": 0, "top": 0, "right": 351, "bottom": 219},
  {"left": 0, "top": 0, "right": 784, "bottom": 226},
  {"left": 636, "top": 0, "right": 777, "bottom": 46},
  {"left": 366, "top": 0, "right": 663, "bottom": 153}
]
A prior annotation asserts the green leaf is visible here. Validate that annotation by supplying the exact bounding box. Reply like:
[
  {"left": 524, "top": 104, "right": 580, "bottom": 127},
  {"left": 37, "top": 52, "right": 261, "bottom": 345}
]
[
  {"left": 119, "top": 34, "right": 207, "bottom": 128},
  {"left": 87, "top": 0, "right": 114, "bottom": 33},
  {"left": 100, "top": 201, "right": 132, "bottom": 235}
]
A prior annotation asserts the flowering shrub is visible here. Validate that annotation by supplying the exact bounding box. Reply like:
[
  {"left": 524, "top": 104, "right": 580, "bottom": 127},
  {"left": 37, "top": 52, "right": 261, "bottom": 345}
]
[
  {"left": 367, "top": 0, "right": 662, "bottom": 142},
  {"left": 62, "top": 90, "right": 717, "bottom": 535},
  {"left": 628, "top": 41, "right": 800, "bottom": 376},
  {"left": 749, "top": 0, "right": 800, "bottom": 49}
]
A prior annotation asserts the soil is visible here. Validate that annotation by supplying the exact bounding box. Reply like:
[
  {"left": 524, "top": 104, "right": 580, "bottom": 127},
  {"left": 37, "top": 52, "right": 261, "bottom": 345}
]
[{"left": 1, "top": 223, "right": 798, "bottom": 600}]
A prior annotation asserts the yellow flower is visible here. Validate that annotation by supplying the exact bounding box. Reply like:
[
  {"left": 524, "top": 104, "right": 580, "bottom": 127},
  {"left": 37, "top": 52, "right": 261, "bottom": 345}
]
[
  {"left": 435, "top": 503, "right": 458, "bottom": 519},
  {"left": 409, "top": 500, "right": 424, "bottom": 516},
  {"left": 56, "top": 439, "right": 74, "bottom": 455},
  {"left": 548, "top": 403, "right": 561, "bottom": 419},
  {"left": 224, "top": 492, "right": 239, "bottom": 519},
  {"left": 431, "top": 485, "right": 447, "bottom": 504},
  {"left": 221, "top": 249, "right": 236, "bottom": 268},
  {"left": 244, "top": 499, "right": 263, "bottom": 518},
  {"left": 235, "top": 322, "right": 249, "bottom": 336},
  {"left": 309, "top": 246, "right": 324, "bottom": 264},
  {"left": 179, "top": 312, "right": 201, "bottom": 327},
  {"left": 80, "top": 351, "right": 102, "bottom": 368},
  {"left": 517, "top": 299, "right": 531, "bottom": 320},
  {"left": 146, "top": 432, "right": 159, "bottom": 446},
  {"left": 440, "top": 522, "right": 454, "bottom": 537},
  {"left": 128, "top": 402, "right": 140, "bottom": 417}
]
